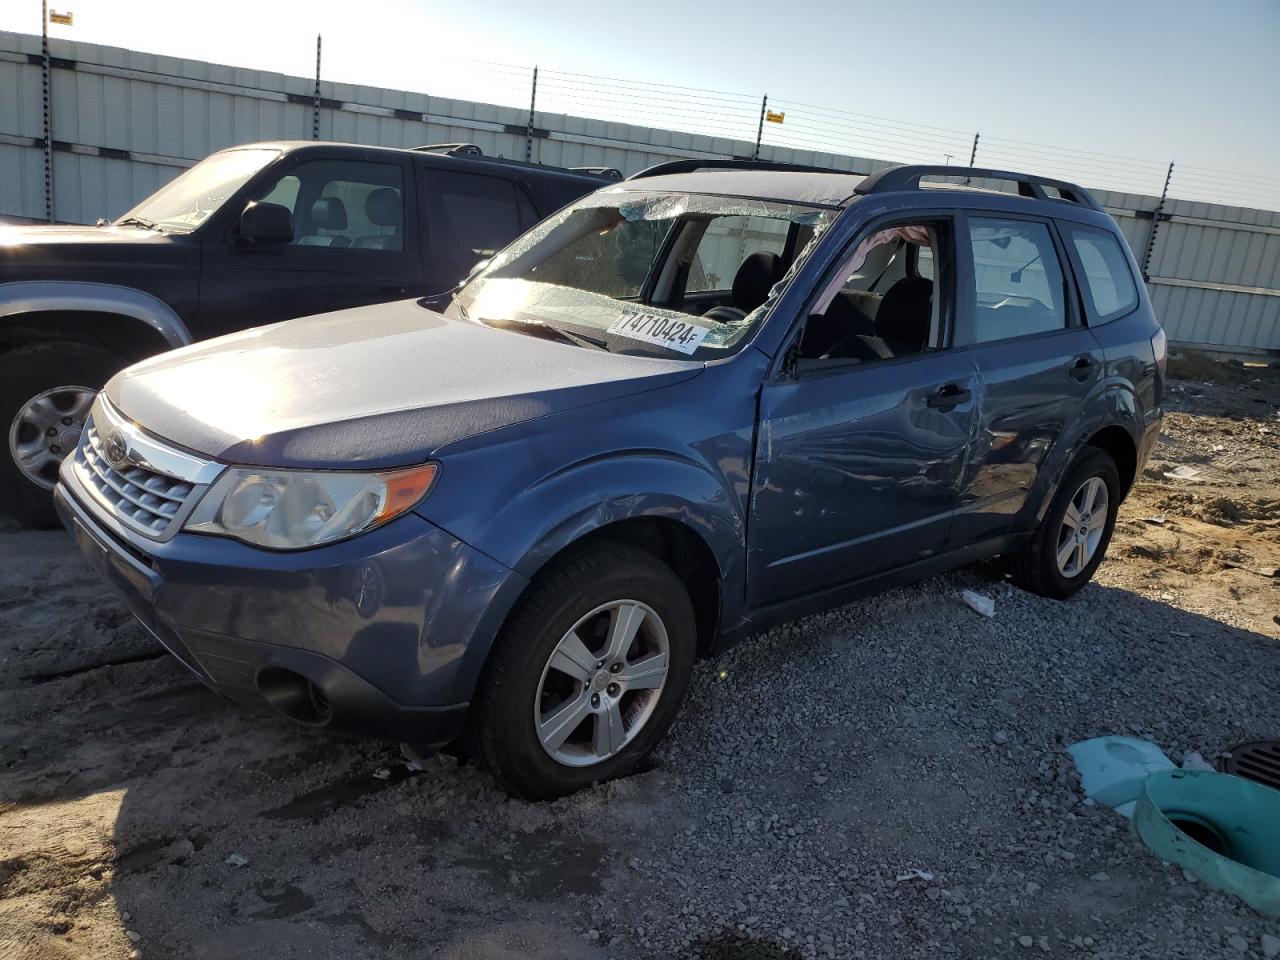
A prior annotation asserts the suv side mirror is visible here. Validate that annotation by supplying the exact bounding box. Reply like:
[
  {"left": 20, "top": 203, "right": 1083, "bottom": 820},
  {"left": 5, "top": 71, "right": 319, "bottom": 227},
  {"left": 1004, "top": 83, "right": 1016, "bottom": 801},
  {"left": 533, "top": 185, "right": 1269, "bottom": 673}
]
[{"left": 239, "top": 201, "right": 293, "bottom": 244}]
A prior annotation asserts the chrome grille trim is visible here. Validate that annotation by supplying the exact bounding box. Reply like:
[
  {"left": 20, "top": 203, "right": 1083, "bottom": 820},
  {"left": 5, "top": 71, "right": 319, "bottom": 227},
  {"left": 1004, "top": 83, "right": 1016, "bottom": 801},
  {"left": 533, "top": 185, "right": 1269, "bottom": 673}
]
[{"left": 70, "top": 396, "right": 223, "bottom": 541}]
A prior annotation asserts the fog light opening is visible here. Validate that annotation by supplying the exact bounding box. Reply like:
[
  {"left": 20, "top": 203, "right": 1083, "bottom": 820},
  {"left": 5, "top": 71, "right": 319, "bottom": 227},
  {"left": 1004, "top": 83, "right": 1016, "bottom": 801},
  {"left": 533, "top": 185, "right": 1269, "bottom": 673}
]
[{"left": 257, "top": 667, "right": 333, "bottom": 726}]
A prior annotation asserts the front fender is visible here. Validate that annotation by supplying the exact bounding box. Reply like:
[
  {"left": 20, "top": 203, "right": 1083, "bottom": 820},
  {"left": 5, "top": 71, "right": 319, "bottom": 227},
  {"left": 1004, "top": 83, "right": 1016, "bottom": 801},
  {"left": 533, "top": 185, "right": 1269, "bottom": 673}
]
[
  {"left": 0, "top": 280, "right": 191, "bottom": 348},
  {"left": 424, "top": 450, "right": 749, "bottom": 700}
]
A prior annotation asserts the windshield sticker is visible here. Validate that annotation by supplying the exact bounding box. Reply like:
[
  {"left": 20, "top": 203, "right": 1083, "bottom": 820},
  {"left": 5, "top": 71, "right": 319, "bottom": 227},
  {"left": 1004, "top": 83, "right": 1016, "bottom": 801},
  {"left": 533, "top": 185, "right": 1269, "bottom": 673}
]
[{"left": 607, "top": 311, "right": 710, "bottom": 355}]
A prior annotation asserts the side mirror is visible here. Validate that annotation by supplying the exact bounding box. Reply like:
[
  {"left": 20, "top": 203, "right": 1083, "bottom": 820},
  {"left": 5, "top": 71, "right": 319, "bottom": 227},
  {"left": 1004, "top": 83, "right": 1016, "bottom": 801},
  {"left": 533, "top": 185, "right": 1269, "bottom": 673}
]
[{"left": 239, "top": 201, "right": 293, "bottom": 244}]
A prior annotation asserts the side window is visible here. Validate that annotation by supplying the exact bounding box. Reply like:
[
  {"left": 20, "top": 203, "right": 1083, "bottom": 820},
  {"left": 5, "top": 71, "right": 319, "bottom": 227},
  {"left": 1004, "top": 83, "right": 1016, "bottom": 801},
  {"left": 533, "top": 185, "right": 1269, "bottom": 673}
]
[
  {"left": 799, "top": 223, "right": 945, "bottom": 364},
  {"left": 427, "top": 171, "right": 527, "bottom": 257},
  {"left": 255, "top": 160, "right": 404, "bottom": 251},
  {"left": 687, "top": 215, "right": 790, "bottom": 293},
  {"left": 1067, "top": 225, "right": 1139, "bottom": 322},
  {"left": 959, "top": 218, "right": 1066, "bottom": 345}
]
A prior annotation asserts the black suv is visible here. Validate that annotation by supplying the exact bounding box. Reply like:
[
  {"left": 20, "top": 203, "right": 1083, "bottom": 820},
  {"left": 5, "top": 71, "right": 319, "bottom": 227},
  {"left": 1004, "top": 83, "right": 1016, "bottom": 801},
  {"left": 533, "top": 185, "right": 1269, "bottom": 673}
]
[{"left": 0, "top": 141, "right": 611, "bottom": 525}]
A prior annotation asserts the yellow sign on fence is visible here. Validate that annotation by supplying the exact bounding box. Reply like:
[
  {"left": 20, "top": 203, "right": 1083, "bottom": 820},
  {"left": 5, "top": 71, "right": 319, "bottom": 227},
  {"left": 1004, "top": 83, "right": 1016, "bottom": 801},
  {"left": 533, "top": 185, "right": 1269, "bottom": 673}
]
[
  {"left": 765, "top": 110, "right": 785, "bottom": 124},
  {"left": 49, "top": 10, "right": 74, "bottom": 25}
]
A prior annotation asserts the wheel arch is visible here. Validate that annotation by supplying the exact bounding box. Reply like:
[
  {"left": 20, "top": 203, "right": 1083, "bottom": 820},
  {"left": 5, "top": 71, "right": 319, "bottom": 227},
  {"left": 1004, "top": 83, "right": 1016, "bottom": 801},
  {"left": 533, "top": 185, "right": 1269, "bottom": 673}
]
[{"left": 0, "top": 281, "right": 192, "bottom": 361}]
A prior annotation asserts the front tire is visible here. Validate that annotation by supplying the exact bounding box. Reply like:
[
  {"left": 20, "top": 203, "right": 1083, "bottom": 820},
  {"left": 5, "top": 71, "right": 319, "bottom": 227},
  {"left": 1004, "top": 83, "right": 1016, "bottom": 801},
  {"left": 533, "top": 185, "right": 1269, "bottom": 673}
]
[
  {"left": 1012, "top": 447, "right": 1120, "bottom": 600},
  {"left": 472, "top": 541, "right": 697, "bottom": 800},
  {"left": 1, "top": 342, "right": 125, "bottom": 528}
]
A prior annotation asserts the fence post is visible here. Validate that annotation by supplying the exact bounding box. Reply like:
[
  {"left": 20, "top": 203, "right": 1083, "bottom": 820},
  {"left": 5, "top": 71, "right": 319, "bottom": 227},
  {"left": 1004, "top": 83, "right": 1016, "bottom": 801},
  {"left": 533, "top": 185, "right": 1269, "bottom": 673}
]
[
  {"left": 968, "top": 131, "right": 980, "bottom": 167},
  {"left": 753, "top": 95, "right": 767, "bottom": 161},
  {"left": 41, "top": 0, "right": 54, "bottom": 222},
  {"left": 312, "top": 35, "right": 322, "bottom": 140},
  {"left": 525, "top": 66, "right": 538, "bottom": 163},
  {"left": 1142, "top": 162, "right": 1174, "bottom": 282}
]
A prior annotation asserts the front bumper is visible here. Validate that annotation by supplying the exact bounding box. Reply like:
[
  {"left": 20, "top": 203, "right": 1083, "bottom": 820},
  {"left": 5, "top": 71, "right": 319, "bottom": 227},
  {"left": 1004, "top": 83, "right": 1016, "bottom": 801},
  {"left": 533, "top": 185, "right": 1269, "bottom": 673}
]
[{"left": 55, "top": 470, "right": 527, "bottom": 747}]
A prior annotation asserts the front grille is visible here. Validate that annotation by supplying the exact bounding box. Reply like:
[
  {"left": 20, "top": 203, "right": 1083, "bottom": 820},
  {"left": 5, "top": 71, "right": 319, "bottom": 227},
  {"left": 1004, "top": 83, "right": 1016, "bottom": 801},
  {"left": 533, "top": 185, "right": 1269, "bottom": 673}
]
[{"left": 77, "top": 417, "right": 195, "bottom": 536}]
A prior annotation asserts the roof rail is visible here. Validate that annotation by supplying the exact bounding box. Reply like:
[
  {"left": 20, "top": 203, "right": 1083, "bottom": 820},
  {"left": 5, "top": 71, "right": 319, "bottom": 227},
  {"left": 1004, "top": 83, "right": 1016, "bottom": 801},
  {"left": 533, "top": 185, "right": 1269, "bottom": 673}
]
[
  {"left": 628, "top": 158, "right": 850, "bottom": 180},
  {"left": 854, "top": 164, "right": 1102, "bottom": 210},
  {"left": 572, "top": 166, "right": 623, "bottom": 180},
  {"left": 412, "top": 142, "right": 483, "bottom": 157}
]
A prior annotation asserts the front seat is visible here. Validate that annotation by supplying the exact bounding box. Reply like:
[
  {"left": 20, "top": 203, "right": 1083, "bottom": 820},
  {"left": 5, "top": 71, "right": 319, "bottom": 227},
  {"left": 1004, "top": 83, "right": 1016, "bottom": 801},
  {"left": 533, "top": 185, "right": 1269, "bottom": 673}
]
[
  {"left": 874, "top": 276, "right": 933, "bottom": 356},
  {"left": 732, "top": 251, "right": 786, "bottom": 313},
  {"left": 352, "top": 188, "right": 403, "bottom": 250},
  {"left": 298, "top": 197, "right": 349, "bottom": 246}
]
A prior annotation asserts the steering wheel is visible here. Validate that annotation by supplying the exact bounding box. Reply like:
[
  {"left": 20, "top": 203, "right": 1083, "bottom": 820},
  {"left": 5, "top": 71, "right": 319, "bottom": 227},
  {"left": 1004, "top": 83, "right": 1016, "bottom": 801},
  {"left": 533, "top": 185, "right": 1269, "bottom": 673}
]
[{"left": 702, "top": 305, "right": 747, "bottom": 324}]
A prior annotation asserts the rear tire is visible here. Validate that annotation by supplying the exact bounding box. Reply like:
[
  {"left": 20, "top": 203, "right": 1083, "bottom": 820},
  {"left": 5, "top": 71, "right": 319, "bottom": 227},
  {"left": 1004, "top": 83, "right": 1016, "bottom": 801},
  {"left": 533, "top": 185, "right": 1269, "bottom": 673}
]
[
  {"left": 1012, "top": 447, "right": 1120, "bottom": 600},
  {"left": 472, "top": 540, "right": 697, "bottom": 800},
  {"left": 1, "top": 342, "right": 124, "bottom": 529}
]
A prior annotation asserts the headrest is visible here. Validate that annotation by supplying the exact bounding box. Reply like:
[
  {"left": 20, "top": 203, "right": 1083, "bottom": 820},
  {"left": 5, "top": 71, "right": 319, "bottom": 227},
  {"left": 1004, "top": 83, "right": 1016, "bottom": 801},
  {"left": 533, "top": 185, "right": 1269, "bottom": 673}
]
[
  {"left": 310, "top": 197, "right": 347, "bottom": 231},
  {"left": 731, "top": 251, "right": 786, "bottom": 313},
  {"left": 365, "top": 188, "right": 402, "bottom": 227}
]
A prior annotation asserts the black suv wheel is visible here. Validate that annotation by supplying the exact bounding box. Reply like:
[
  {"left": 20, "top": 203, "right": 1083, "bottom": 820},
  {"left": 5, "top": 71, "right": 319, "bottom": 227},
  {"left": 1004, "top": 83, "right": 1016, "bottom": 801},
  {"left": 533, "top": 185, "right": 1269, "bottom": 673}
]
[{"left": 1, "top": 342, "right": 122, "bottom": 528}]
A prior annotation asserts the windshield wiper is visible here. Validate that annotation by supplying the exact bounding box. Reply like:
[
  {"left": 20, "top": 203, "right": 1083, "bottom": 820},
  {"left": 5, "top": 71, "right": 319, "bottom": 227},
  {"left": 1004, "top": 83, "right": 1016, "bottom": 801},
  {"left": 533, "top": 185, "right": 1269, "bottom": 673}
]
[
  {"left": 115, "top": 216, "right": 160, "bottom": 231},
  {"left": 480, "top": 316, "right": 608, "bottom": 351}
]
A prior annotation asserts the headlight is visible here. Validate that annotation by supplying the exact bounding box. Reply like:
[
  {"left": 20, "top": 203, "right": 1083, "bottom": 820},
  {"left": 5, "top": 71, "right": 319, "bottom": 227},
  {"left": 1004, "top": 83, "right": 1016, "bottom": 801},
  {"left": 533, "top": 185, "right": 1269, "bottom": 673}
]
[{"left": 185, "top": 463, "right": 438, "bottom": 549}]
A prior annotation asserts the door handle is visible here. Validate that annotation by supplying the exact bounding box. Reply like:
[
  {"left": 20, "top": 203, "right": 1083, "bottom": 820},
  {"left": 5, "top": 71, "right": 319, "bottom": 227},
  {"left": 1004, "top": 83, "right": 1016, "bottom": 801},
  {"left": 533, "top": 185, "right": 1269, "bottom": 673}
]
[
  {"left": 925, "top": 383, "right": 972, "bottom": 410},
  {"left": 1069, "top": 356, "right": 1098, "bottom": 382}
]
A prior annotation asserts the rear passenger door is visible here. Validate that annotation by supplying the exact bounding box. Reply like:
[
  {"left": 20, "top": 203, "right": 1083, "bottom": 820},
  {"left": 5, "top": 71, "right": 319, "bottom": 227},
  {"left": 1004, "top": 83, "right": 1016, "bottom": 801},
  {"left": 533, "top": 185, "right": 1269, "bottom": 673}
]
[
  {"left": 198, "top": 155, "right": 419, "bottom": 336},
  {"left": 417, "top": 166, "right": 541, "bottom": 295},
  {"left": 947, "top": 213, "right": 1104, "bottom": 549}
]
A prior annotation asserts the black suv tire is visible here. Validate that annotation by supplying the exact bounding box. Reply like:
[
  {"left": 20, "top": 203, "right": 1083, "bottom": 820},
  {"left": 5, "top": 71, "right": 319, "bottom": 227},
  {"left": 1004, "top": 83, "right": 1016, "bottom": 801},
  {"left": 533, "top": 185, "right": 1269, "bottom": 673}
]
[
  {"left": 1012, "top": 447, "right": 1120, "bottom": 600},
  {"left": 1, "top": 342, "right": 123, "bottom": 528},
  {"left": 471, "top": 540, "right": 696, "bottom": 800}
]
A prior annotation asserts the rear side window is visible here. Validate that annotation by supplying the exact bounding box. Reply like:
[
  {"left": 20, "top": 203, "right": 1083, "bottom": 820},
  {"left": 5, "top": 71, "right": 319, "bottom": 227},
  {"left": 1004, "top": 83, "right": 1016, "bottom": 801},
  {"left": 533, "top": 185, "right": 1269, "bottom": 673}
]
[
  {"left": 959, "top": 217, "right": 1067, "bottom": 345},
  {"left": 427, "top": 171, "right": 533, "bottom": 257},
  {"left": 1067, "top": 225, "right": 1139, "bottom": 322}
]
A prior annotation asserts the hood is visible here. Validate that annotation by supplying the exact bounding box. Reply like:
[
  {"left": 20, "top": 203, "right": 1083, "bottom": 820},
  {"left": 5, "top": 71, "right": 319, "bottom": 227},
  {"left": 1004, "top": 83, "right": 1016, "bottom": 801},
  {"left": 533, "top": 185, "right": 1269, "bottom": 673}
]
[
  {"left": 0, "top": 223, "right": 175, "bottom": 246},
  {"left": 107, "top": 299, "right": 702, "bottom": 469}
]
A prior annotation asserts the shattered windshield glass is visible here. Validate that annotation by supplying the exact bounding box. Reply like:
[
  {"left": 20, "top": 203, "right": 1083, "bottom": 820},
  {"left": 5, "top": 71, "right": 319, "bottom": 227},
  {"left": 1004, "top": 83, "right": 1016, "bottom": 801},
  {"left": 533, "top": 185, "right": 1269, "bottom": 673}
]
[{"left": 446, "top": 188, "right": 834, "bottom": 359}]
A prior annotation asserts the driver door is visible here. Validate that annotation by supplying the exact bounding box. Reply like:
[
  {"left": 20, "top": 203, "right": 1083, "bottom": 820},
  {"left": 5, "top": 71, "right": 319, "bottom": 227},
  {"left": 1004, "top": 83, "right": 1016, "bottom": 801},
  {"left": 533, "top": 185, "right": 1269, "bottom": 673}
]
[{"left": 197, "top": 154, "right": 419, "bottom": 337}]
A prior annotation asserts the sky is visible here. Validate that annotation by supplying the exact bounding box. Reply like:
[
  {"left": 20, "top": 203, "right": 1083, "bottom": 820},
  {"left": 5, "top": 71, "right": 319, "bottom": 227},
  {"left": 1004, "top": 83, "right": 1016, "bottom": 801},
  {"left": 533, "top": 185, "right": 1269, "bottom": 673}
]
[{"left": 3, "top": 0, "right": 1278, "bottom": 209}]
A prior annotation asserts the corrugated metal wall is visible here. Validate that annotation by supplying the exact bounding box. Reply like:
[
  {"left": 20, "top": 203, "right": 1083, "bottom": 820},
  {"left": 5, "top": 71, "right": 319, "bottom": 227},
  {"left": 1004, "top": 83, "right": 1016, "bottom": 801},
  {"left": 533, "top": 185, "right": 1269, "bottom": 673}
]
[{"left": 1, "top": 30, "right": 1276, "bottom": 356}]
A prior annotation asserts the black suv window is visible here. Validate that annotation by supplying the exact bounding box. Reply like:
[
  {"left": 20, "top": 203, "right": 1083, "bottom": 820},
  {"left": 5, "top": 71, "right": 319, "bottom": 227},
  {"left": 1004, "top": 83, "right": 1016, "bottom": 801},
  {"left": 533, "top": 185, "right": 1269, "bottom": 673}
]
[
  {"left": 256, "top": 159, "right": 405, "bottom": 251},
  {"left": 1066, "top": 224, "right": 1139, "bottom": 322},
  {"left": 427, "top": 170, "right": 539, "bottom": 258},
  {"left": 959, "top": 217, "right": 1067, "bottom": 345}
]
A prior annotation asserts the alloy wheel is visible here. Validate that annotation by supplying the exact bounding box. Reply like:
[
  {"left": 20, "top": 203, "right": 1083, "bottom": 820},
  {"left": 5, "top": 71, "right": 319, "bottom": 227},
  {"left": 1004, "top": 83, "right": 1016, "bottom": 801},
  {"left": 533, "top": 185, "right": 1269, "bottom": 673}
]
[
  {"left": 534, "top": 599, "right": 670, "bottom": 767},
  {"left": 1055, "top": 475, "right": 1109, "bottom": 578},
  {"left": 7, "top": 386, "right": 96, "bottom": 489}
]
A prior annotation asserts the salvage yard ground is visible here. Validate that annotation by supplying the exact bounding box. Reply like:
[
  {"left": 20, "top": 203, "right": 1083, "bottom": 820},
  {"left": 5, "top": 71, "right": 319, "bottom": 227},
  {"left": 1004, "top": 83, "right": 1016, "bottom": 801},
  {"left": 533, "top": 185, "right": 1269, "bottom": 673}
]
[{"left": 2, "top": 357, "right": 1278, "bottom": 960}]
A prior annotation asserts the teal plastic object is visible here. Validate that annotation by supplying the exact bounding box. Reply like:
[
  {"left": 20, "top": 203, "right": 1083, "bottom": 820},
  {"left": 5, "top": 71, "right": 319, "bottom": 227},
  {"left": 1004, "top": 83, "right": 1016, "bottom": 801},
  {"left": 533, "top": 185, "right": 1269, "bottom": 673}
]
[
  {"left": 1067, "top": 736, "right": 1175, "bottom": 818},
  {"left": 1133, "top": 769, "right": 1280, "bottom": 917}
]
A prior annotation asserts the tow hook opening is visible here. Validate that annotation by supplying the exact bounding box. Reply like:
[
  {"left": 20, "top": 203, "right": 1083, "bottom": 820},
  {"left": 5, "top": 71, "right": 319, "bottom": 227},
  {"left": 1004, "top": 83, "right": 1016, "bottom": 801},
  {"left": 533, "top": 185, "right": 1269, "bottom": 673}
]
[{"left": 257, "top": 667, "right": 332, "bottom": 726}]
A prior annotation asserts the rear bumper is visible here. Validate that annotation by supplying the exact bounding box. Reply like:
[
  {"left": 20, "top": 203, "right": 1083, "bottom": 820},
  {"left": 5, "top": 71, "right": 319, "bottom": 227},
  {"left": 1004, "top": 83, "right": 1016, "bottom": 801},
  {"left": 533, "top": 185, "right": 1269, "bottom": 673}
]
[{"left": 55, "top": 471, "right": 526, "bottom": 748}]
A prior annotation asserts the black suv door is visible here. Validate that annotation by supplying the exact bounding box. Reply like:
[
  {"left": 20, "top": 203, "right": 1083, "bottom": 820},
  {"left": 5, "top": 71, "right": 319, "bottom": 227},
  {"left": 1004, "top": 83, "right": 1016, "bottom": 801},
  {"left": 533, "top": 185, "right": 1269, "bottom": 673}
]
[
  {"left": 198, "top": 153, "right": 420, "bottom": 336},
  {"left": 946, "top": 213, "right": 1104, "bottom": 549}
]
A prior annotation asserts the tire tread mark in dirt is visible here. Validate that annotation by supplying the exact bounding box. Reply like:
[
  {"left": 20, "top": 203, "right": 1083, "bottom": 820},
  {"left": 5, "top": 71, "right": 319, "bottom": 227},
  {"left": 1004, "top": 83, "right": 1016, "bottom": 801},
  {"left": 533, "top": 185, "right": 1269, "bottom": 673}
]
[{"left": 24, "top": 649, "right": 168, "bottom": 685}]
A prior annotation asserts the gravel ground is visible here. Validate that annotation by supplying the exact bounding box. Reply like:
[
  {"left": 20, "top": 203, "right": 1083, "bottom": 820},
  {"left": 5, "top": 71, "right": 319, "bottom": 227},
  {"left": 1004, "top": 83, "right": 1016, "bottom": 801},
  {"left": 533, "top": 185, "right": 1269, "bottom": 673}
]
[{"left": 2, "top": 357, "right": 1278, "bottom": 960}]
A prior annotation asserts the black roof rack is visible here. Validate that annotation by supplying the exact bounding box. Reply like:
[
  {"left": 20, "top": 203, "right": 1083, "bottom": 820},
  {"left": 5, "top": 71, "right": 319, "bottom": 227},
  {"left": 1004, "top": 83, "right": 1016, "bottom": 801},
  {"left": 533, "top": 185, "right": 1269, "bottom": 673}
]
[
  {"left": 572, "top": 166, "right": 623, "bottom": 179},
  {"left": 412, "top": 142, "right": 484, "bottom": 157},
  {"left": 628, "top": 158, "right": 852, "bottom": 180},
  {"left": 409, "top": 143, "right": 615, "bottom": 181},
  {"left": 855, "top": 164, "right": 1102, "bottom": 211}
]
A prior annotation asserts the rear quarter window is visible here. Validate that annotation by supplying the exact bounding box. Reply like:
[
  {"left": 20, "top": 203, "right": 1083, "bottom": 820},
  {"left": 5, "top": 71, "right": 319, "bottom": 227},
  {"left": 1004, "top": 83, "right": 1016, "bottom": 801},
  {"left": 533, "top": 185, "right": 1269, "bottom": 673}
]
[{"left": 1066, "top": 224, "right": 1140, "bottom": 322}]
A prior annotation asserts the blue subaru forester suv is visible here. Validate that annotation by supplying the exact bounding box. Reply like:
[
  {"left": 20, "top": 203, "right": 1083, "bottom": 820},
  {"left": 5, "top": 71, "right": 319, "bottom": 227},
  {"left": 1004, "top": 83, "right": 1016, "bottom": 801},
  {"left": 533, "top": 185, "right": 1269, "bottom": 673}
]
[{"left": 55, "top": 162, "right": 1164, "bottom": 799}]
